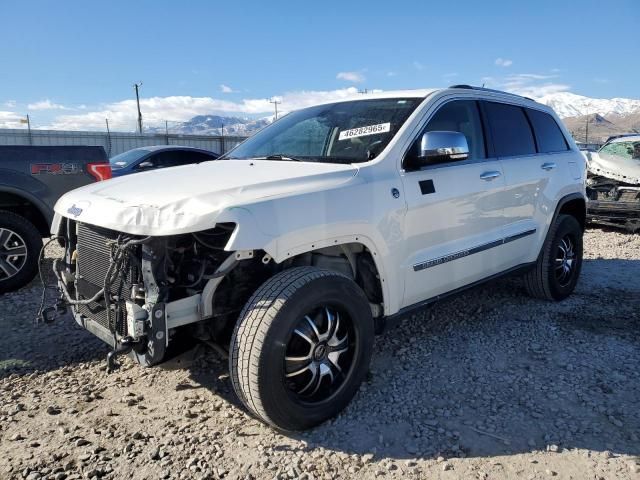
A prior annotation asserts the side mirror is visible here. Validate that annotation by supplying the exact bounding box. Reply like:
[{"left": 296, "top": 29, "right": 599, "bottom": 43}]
[
  {"left": 404, "top": 131, "right": 469, "bottom": 171},
  {"left": 138, "top": 161, "right": 155, "bottom": 169}
]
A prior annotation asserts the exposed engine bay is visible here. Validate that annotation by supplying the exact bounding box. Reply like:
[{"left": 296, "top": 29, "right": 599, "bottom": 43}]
[
  {"left": 47, "top": 219, "right": 383, "bottom": 371},
  {"left": 586, "top": 137, "right": 640, "bottom": 232}
]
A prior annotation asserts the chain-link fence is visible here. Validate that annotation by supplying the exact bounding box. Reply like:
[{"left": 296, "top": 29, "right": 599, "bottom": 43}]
[{"left": 0, "top": 128, "right": 247, "bottom": 157}]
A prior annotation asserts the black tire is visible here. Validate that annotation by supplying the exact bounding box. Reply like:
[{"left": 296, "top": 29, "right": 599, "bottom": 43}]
[
  {"left": 0, "top": 210, "right": 42, "bottom": 294},
  {"left": 524, "top": 214, "right": 583, "bottom": 301},
  {"left": 230, "top": 266, "right": 374, "bottom": 431}
]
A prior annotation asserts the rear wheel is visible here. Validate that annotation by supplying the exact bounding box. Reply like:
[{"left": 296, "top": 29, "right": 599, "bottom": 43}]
[
  {"left": 524, "top": 214, "right": 583, "bottom": 301},
  {"left": 0, "top": 211, "right": 42, "bottom": 294},
  {"left": 229, "top": 267, "right": 374, "bottom": 431}
]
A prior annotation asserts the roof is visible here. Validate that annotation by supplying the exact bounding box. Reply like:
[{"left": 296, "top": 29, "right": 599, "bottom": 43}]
[
  {"left": 126, "top": 145, "right": 215, "bottom": 153},
  {"left": 312, "top": 86, "right": 540, "bottom": 108},
  {"left": 608, "top": 134, "right": 640, "bottom": 143}
]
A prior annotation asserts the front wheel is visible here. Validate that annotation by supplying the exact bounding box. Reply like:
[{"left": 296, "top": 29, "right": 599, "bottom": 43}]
[
  {"left": 524, "top": 214, "right": 583, "bottom": 301},
  {"left": 229, "top": 267, "right": 374, "bottom": 431}
]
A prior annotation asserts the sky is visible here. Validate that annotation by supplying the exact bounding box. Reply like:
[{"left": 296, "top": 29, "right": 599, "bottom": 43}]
[{"left": 0, "top": 0, "right": 638, "bottom": 131}]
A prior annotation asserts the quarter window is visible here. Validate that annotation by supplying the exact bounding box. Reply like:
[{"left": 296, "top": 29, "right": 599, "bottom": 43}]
[
  {"left": 526, "top": 109, "right": 568, "bottom": 153},
  {"left": 420, "top": 100, "right": 486, "bottom": 160},
  {"left": 484, "top": 102, "right": 536, "bottom": 157}
]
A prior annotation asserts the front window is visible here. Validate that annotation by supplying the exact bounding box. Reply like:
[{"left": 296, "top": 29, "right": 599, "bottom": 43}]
[
  {"left": 221, "top": 98, "right": 422, "bottom": 164},
  {"left": 599, "top": 140, "right": 640, "bottom": 162},
  {"left": 110, "top": 149, "right": 151, "bottom": 169}
]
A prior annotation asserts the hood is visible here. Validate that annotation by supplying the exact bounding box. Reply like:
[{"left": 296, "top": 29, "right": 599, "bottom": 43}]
[
  {"left": 54, "top": 159, "right": 358, "bottom": 235},
  {"left": 588, "top": 152, "right": 640, "bottom": 185}
]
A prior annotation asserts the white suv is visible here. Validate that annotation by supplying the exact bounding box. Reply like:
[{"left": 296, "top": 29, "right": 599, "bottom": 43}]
[{"left": 51, "top": 86, "right": 587, "bottom": 430}]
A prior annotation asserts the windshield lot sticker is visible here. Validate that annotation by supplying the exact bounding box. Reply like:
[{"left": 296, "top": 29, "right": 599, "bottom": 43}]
[{"left": 339, "top": 123, "right": 390, "bottom": 140}]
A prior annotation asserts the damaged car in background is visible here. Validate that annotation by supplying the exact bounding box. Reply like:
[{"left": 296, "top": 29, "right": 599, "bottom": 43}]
[{"left": 586, "top": 135, "right": 640, "bottom": 232}]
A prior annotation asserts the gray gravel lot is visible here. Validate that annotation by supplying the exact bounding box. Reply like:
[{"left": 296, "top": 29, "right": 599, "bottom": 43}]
[{"left": 1, "top": 229, "right": 639, "bottom": 480}]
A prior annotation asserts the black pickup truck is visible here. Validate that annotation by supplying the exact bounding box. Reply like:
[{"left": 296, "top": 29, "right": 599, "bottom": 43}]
[{"left": 0, "top": 145, "right": 111, "bottom": 293}]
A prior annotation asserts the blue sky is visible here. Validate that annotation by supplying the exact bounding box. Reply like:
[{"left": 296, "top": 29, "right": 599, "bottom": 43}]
[{"left": 0, "top": 0, "right": 638, "bottom": 130}]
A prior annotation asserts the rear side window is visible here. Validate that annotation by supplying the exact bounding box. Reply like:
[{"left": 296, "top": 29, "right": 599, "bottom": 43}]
[
  {"left": 483, "top": 102, "right": 536, "bottom": 157},
  {"left": 526, "top": 109, "right": 568, "bottom": 153}
]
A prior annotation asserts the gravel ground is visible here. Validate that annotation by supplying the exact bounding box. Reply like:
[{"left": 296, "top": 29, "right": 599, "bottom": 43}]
[{"left": 1, "top": 228, "right": 639, "bottom": 480}]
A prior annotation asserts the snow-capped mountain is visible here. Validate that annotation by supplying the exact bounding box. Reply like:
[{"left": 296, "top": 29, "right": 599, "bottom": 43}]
[
  {"left": 153, "top": 115, "right": 274, "bottom": 136},
  {"left": 152, "top": 92, "right": 640, "bottom": 138},
  {"left": 536, "top": 92, "right": 640, "bottom": 119}
]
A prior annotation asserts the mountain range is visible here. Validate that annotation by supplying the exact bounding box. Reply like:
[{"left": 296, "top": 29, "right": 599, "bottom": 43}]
[{"left": 164, "top": 92, "right": 640, "bottom": 143}]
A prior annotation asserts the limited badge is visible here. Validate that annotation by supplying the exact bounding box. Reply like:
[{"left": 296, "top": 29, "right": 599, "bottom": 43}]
[{"left": 339, "top": 122, "right": 390, "bottom": 141}]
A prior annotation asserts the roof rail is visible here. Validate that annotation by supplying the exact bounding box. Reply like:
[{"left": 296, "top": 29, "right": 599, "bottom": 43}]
[{"left": 448, "top": 84, "right": 535, "bottom": 102}]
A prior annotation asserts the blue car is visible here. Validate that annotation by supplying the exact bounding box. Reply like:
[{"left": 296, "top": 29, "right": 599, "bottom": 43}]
[{"left": 110, "top": 145, "right": 219, "bottom": 177}]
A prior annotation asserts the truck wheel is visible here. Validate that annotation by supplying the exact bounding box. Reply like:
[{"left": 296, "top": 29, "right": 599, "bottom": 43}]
[
  {"left": 0, "top": 210, "right": 42, "bottom": 294},
  {"left": 524, "top": 214, "right": 583, "bottom": 301},
  {"left": 230, "top": 267, "right": 374, "bottom": 431}
]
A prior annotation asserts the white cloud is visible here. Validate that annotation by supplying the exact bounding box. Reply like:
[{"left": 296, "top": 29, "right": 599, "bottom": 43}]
[
  {"left": 4, "top": 100, "right": 16, "bottom": 108},
  {"left": 495, "top": 58, "right": 513, "bottom": 67},
  {"left": 336, "top": 71, "right": 365, "bottom": 83},
  {"left": 219, "top": 84, "right": 236, "bottom": 93},
  {"left": 412, "top": 61, "right": 425, "bottom": 71},
  {"left": 27, "top": 99, "right": 68, "bottom": 111},
  {"left": 47, "top": 88, "right": 369, "bottom": 131},
  {"left": 386, "top": 71, "right": 397, "bottom": 77},
  {"left": 0, "top": 111, "right": 26, "bottom": 129},
  {"left": 482, "top": 73, "right": 570, "bottom": 99}
]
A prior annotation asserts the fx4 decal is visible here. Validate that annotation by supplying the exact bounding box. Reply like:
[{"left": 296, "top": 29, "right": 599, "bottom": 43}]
[{"left": 31, "top": 163, "right": 83, "bottom": 175}]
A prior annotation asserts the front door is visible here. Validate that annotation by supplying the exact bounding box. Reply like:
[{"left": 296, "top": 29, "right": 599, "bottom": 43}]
[{"left": 400, "top": 99, "right": 508, "bottom": 308}]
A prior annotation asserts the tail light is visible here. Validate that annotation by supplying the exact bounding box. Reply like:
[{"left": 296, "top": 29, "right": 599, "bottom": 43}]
[{"left": 87, "top": 162, "right": 112, "bottom": 181}]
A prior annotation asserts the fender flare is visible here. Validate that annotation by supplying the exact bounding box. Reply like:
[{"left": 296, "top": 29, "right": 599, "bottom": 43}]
[{"left": 550, "top": 192, "right": 587, "bottom": 232}]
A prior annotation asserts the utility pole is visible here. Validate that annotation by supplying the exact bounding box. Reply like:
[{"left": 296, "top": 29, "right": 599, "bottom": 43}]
[
  {"left": 585, "top": 114, "right": 589, "bottom": 144},
  {"left": 269, "top": 98, "right": 281, "bottom": 120},
  {"left": 105, "top": 118, "right": 112, "bottom": 156},
  {"left": 165, "top": 120, "right": 169, "bottom": 145},
  {"left": 134, "top": 82, "right": 143, "bottom": 134},
  {"left": 26, "top": 114, "right": 32, "bottom": 145},
  {"left": 221, "top": 122, "right": 225, "bottom": 153}
]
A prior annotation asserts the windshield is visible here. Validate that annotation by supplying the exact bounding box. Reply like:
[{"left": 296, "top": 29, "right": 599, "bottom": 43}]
[
  {"left": 109, "top": 149, "right": 151, "bottom": 169},
  {"left": 599, "top": 140, "right": 640, "bottom": 162},
  {"left": 221, "top": 98, "right": 422, "bottom": 164}
]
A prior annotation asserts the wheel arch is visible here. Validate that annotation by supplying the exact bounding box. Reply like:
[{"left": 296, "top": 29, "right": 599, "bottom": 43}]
[
  {"left": 275, "top": 239, "right": 388, "bottom": 318},
  {"left": 553, "top": 193, "right": 587, "bottom": 232},
  {"left": 0, "top": 188, "right": 52, "bottom": 236}
]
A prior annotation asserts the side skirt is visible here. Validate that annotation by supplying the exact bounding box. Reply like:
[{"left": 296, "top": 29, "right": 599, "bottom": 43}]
[{"left": 377, "top": 262, "right": 536, "bottom": 334}]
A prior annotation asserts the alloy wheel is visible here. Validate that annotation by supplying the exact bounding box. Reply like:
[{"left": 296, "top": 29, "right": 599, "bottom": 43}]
[
  {"left": 284, "top": 306, "right": 355, "bottom": 403},
  {"left": 0, "top": 228, "right": 28, "bottom": 281},
  {"left": 555, "top": 234, "right": 576, "bottom": 287}
]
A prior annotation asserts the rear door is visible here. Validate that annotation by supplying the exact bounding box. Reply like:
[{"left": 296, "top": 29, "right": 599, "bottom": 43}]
[
  {"left": 400, "top": 99, "right": 509, "bottom": 307},
  {"left": 483, "top": 102, "right": 572, "bottom": 266}
]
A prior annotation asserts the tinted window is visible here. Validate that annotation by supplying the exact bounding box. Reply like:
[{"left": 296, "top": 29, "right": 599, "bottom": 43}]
[
  {"left": 421, "top": 100, "right": 486, "bottom": 160},
  {"left": 526, "top": 109, "right": 568, "bottom": 153},
  {"left": 110, "top": 149, "right": 151, "bottom": 168},
  {"left": 484, "top": 102, "right": 536, "bottom": 157}
]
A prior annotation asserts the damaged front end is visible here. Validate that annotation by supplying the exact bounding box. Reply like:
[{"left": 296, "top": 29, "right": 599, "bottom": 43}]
[
  {"left": 586, "top": 139, "right": 640, "bottom": 232},
  {"left": 52, "top": 219, "right": 263, "bottom": 371}
]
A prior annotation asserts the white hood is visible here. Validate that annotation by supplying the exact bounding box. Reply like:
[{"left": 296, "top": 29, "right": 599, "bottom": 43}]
[
  {"left": 588, "top": 152, "right": 640, "bottom": 185},
  {"left": 54, "top": 160, "right": 358, "bottom": 235}
]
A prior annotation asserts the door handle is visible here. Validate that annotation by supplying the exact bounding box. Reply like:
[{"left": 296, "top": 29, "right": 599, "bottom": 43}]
[
  {"left": 480, "top": 171, "right": 502, "bottom": 181},
  {"left": 541, "top": 162, "right": 557, "bottom": 171}
]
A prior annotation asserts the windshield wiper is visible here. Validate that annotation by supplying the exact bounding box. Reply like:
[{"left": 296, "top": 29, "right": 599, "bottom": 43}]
[{"left": 261, "top": 154, "right": 302, "bottom": 162}]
